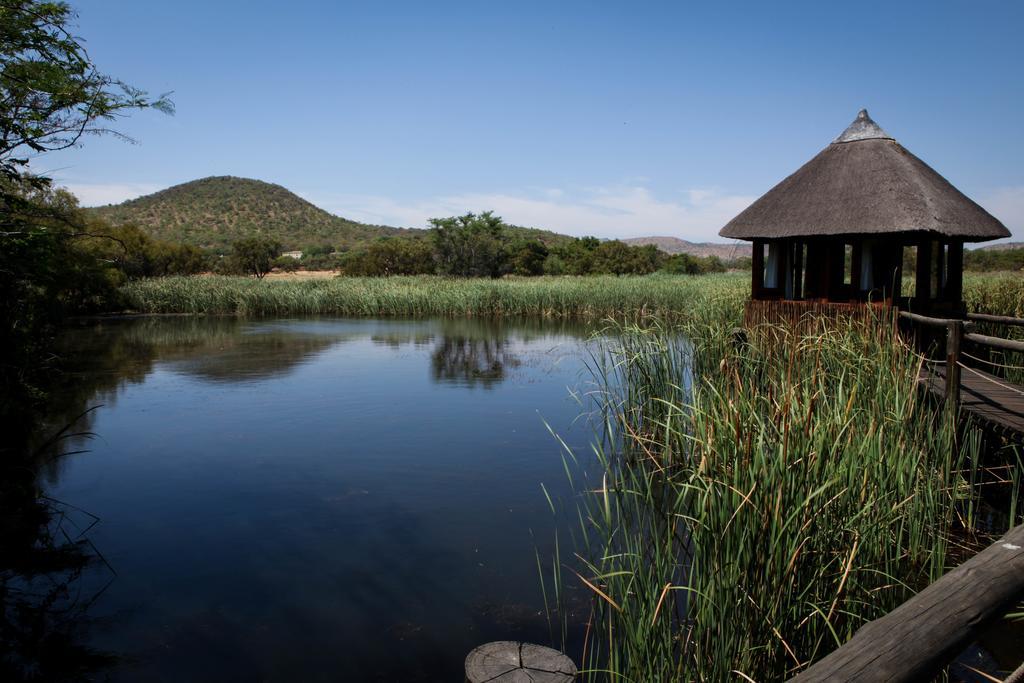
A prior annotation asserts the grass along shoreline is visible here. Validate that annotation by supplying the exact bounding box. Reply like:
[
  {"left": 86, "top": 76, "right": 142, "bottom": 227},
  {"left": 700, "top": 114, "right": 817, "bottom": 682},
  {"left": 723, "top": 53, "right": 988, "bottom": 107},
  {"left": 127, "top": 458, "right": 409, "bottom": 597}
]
[
  {"left": 119, "top": 273, "right": 750, "bottom": 319},
  {"left": 120, "top": 272, "right": 1024, "bottom": 320}
]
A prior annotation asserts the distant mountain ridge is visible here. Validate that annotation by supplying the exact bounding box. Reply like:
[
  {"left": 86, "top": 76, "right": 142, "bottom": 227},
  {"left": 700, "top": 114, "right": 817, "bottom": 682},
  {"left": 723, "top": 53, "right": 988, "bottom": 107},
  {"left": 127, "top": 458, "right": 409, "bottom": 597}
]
[
  {"left": 87, "top": 176, "right": 410, "bottom": 251},
  {"left": 622, "top": 236, "right": 751, "bottom": 260},
  {"left": 976, "top": 241, "right": 1024, "bottom": 251}
]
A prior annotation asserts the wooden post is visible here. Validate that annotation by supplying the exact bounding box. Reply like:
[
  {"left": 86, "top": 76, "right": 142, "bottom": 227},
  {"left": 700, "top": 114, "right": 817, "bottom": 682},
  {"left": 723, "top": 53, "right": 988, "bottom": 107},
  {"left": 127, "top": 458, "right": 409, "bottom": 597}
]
[
  {"left": 752, "top": 239, "right": 765, "bottom": 299},
  {"left": 792, "top": 240, "right": 804, "bottom": 300},
  {"left": 946, "top": 320, "right": 962, "bottom": 408},
  {"left": 915, "top": 240, "right": 932, "bottom": 303},
  {"left": 783, "top": 239, "right": 795, "bottom": 299},
  {"left": 466, "top": 642, "right": 576, "bottom": 683},
  {"left": 933, "top": 241, "right": 946, "bottom": 300}
]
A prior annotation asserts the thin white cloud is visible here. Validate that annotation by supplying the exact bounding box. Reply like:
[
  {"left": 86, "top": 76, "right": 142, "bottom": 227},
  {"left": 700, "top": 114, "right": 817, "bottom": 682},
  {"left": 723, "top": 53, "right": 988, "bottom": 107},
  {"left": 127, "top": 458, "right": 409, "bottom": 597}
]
[
  {"left": 303, "top": 185, "right": 757, "bottom": 242},
  {"left": 59, "top": 182, "right": 163, "bottom": 207}
]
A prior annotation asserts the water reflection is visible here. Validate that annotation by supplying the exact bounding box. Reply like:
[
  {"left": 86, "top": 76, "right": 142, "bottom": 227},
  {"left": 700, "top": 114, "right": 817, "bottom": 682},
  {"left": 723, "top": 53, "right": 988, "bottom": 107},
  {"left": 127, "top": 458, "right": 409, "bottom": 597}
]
[
  {"left": 369, "top": 318, "right": 591, "bottom": 388},
  {"left": 431, "top": 337, "right": 518, "bottom": 388},
  {"left": 14, "top": 316, "right": 598, "bottom": 680}
]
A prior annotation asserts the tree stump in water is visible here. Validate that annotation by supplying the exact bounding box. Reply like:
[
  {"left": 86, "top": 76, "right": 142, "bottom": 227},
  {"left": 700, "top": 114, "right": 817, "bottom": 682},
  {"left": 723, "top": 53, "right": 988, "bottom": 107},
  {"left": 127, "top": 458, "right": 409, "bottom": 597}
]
[{"left": 465, "top": 641, "right": 576, "bottom": 682}]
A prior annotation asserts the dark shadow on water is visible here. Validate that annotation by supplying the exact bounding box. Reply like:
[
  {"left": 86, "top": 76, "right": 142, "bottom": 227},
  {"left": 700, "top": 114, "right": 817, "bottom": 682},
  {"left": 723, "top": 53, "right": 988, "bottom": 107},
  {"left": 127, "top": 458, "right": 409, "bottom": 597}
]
[{"left": 1, "top": 421, "right": 121, "bottom": 681}]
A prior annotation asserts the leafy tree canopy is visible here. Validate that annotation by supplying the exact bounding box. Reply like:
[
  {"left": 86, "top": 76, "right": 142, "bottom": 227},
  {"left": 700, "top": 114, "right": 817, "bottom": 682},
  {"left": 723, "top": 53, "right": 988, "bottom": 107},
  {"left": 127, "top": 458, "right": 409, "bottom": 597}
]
[
  {"left": 1, "top": 0, "right": 173, "bottom": 428},
  {"left": 0, "top": 1, "right": 172, "bottom": 185},
  {"left": 231, "top": 236, "right": 282, "bottom": 279},
  {"left": 342, "top": 237, "right": 434, "bottom": 276},
  {"left": 430, "top": 211, "right": 510, "bottom": 278}
]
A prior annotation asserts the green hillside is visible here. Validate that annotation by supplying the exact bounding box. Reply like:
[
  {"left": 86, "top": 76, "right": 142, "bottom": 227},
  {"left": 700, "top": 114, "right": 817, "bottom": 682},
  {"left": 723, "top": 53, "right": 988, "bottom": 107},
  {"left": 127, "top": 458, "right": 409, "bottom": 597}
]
[{"left": 88, "top": 176, "right": 410, "bottom": 251}]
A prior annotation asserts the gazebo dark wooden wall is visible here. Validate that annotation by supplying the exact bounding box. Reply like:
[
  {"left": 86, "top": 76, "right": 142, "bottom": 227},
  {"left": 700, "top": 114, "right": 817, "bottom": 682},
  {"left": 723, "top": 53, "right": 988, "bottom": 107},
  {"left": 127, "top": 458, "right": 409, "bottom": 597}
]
[{"left": 720, "top": 110, "right": 1010, "bottom": 326}]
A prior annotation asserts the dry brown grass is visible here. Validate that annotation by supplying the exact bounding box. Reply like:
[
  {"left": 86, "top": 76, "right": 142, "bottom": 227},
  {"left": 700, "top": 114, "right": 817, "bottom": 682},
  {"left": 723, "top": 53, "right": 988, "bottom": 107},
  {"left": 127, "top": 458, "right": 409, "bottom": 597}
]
[{"left": 262, "top": 269, "right": 338, "bottom": 280}]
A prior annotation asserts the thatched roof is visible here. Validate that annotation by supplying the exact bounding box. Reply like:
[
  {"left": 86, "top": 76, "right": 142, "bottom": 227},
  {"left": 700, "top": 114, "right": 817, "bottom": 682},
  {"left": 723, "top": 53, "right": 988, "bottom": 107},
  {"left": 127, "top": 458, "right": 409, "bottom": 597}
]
[{"left": 719, "top": 110, "right": 1010, "bottom": 242}]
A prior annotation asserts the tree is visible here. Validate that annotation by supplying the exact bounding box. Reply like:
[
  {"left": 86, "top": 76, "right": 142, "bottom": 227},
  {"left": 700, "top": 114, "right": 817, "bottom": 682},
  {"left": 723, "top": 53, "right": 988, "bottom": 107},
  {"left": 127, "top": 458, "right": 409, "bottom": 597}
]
[
  {"left": 590, "top": 240, "right": 663, "bottom": 275},
  {"left": 231, "top": 236, "right": 281, "bottom": 278},
  {"left": 77, "top": 221, "right": 209, "bottom": 280},
  {"left": 272, "top": 255, "right": 300, "bottom": 273},
  {"left": 508, "top": 238, "right": 548, "bottom": 276},
  {"left": 0, "top": 1, "right": 173, "bottom": 186},
  {"left": 661, "top": 253, "right": 727, "bottom": 275},
  {"left": 552, "top": 236, "right": 599, "bottom": 275},
  {"left": 342, "top": 237, "right": 434, "bottom": 276},
  {"left": 430, "top": 211, "right": 509, "bottom": 278}
]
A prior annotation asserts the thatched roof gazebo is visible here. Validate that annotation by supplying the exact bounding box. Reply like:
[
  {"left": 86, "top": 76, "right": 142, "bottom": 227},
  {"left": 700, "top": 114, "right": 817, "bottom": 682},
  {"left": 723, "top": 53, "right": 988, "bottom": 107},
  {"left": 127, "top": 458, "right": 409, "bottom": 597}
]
[{"left": 720, "top": 109, "right": 1010, "bottom": 325}]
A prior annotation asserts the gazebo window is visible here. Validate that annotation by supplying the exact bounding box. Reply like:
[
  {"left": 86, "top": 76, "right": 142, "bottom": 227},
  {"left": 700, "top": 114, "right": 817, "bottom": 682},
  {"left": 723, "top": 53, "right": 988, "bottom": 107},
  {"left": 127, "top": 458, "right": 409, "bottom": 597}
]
[{"left": 765, "top": 242, "right": 781, "bottom": 289}]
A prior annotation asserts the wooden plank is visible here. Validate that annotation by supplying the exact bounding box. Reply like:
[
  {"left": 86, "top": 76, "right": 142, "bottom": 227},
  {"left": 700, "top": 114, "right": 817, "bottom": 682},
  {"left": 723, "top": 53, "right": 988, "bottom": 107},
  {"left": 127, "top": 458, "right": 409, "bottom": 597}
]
[
  {"left": 792, "top": 524, "right": 1024, "bottom": 682},
  {"left": 922, "top": 365, "right": 1024, "bottom": 434},
  {"left": 744, "top": 300, "right": 893, "bottom": 330}
]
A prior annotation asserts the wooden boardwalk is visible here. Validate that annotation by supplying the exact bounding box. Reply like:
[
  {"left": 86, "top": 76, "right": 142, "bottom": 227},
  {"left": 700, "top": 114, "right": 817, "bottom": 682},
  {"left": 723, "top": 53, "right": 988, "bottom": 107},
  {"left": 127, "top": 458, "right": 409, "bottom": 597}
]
[{"left": 923, "top": 364, "right": 1024, "bottom": 434}]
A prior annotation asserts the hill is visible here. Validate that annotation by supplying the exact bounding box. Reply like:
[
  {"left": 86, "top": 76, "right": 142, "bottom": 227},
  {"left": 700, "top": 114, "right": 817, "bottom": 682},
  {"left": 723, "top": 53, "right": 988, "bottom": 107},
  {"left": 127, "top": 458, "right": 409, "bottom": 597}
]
[
  {"left": 87, "top": 176, "right": 743, "bottom": 257},
  {"left": 87, "top": 176, "right": 410, "bottom": 251},
  {"left": 976, "top": 241, "right": 1023, "bottom": 251},
  {"left": 623, "top": 236, "right": 750, "bottom": 261}
]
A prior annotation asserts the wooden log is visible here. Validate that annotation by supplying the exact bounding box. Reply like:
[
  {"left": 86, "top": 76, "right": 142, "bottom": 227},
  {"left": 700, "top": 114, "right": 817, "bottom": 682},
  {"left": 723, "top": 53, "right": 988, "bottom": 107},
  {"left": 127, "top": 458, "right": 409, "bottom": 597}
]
[
  {"left": 465, "top": 641, "right": 576, "bottom": 683},
  {"left": 915, "top": 239, "right": 933, "bottom": 302},
  {"left": 964, "top": 333, "right": 1024, "bottom": 354},
  {"left": 897, "top": 310, "right": 961, "bottom": 328},
  {"left": 792, "top": 524, "right": 1024, "bottom": 682},
  {"left": 966, "top": 312, "right": 1024, "bottom": 329}
]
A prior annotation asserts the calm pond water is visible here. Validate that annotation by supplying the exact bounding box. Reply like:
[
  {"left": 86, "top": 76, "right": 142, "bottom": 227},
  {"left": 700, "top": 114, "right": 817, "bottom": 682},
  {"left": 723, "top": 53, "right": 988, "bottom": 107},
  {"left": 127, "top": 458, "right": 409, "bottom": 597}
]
[{"left": 38, "top": 316, "right": 599, "bottom": 681}]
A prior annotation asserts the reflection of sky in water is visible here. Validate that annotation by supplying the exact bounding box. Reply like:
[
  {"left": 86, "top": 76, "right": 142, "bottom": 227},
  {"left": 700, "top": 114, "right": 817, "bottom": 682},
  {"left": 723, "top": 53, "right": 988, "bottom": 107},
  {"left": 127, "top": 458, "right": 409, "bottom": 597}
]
[{"left": 46, "top": 317, "right": 599, "bottom": 681}]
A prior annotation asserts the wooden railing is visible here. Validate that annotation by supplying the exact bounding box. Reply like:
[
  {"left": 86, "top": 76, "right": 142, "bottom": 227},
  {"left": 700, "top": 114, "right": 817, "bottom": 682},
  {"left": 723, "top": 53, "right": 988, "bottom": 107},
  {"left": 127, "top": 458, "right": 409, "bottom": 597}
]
[
  {"left": 790, "top": 310, "right": 1024, "bottom": 681},
  {"left": 898, "top": 310, "right": 1024, "bottom": 408},
  {"left": 791, "top": 524, "right": 1024, "bottom": 682}
]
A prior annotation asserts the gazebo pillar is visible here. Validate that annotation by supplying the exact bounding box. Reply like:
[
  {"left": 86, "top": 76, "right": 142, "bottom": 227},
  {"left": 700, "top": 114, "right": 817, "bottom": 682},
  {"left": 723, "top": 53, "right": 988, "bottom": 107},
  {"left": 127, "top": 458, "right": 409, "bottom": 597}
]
[
  {"left": 751, "top": 239, "right": 765, "bottom": 298},
  {"left": 915, "top": 240, "right": 934, "bottom": 301}
]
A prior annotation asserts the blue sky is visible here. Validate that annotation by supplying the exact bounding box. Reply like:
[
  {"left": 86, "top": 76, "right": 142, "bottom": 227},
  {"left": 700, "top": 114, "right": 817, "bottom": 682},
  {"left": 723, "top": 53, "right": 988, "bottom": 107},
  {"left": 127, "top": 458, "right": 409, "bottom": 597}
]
[{"left": 40, "top": 0, "right": 1024, "bottom": 242}]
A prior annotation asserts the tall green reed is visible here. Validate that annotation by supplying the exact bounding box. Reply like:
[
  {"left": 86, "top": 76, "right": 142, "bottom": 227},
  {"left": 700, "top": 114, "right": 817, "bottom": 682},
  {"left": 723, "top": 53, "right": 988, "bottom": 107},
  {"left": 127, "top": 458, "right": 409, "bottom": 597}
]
[{"left": 554, "top": 309, "right": 988, "bottom": 681}]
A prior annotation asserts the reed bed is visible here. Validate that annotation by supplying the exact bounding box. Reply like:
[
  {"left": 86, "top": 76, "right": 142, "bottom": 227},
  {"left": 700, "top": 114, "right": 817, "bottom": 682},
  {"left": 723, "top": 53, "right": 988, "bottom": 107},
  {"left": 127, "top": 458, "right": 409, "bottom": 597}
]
[
  {"left": 963, "top": 273, "right": 1024, "bottom": 385},
  {"left": 119, "top": 274, "right": 749, "bottom": 319},
  {"left": 963, "top": 273, "right": 1024, "bottom": 318},
  {"left": 550, "top": 308, "right": 997, "bottom": 681}
]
